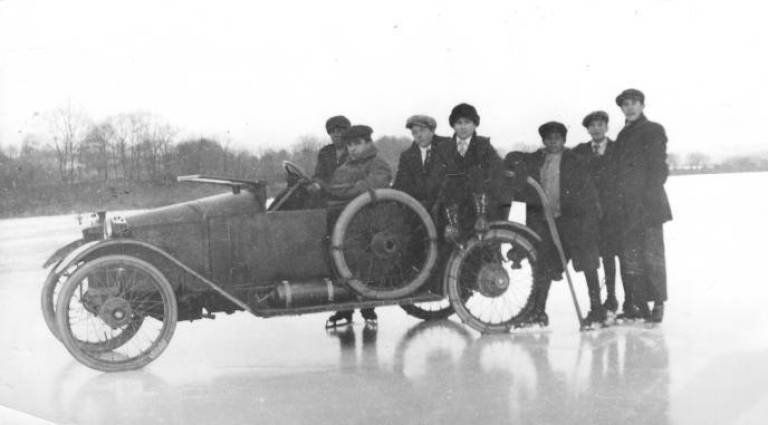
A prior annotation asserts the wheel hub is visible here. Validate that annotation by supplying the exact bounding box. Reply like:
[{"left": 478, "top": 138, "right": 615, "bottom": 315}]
[
  {"left": 98, "top": 297, "right": 134, "bottom": 329},
  {"left": 476, "top": 263, "right": 510, "bottom": 298},
  {"left": 370, "top": 231, "right": 401, "bottom": 259}
]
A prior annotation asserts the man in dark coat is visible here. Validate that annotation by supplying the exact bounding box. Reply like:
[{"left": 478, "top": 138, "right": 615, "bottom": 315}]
[
  {"left": 613, "top": 89, "right": 672, "bottom": 323},
  {"left": 313, "top": 115, "right": 351, "bottom": 184},
  {"left": 431, "top": 103, "right": 506, "bottom": 240},
  {"left": 505, "top": 121, "right": 604, "bottom": 328},
  {"left": 393, "top": 114, "right": 449, "bottom": 211},
  {"left": 573, "top": 111, "right": 625, "bottom": 315}
]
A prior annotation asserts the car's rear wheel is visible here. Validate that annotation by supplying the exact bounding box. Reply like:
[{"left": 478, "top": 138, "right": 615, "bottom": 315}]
[
  {"left": 55, "top": 255, "right": 177, "bottom": 372},
  {"left": 331, "top": 189, "right": 438, "bottom": 300},
  {"left": 447, "top": 229, "right": 538, "bottom": 333}
]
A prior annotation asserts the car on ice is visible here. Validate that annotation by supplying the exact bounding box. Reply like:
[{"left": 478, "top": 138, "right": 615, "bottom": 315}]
[{"left": 41, "top": 162, "right": 542, "bottom": 372}]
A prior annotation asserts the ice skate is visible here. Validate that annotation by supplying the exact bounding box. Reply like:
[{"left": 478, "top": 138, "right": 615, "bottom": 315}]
[
  {"left": 361, "top": 308, "right": 378, "bottom": 329},
  {"left": 581, "top": 308, "right": 608, "bottom": 331},
  {"left": 325, "top": 311, "right": 353, "bottom": 329},
  {"left": 513, "top": 309, "right": 549, "bottom": 330}
]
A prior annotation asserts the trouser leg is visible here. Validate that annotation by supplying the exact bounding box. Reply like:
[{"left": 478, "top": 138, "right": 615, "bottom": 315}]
[
  {"left": 603, "top": 256, "right": 616, "bottom": 298},
  {"left": 584, "top": 269, "right": 603, "bottom": 311}
]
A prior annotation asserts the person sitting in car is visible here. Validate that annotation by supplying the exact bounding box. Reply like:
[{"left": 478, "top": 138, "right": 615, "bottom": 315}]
[{"left": 323, "top": 124, "right": 392, "bottom": 328}]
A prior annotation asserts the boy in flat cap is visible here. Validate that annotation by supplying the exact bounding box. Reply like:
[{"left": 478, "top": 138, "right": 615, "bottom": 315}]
[
  {"left": 393, "top": 115, "right": 449, "bottom": 209},
  {"left": 504, "top": 121, "right": 604, "bottom": 328},
  {"left": 432, "top": 103, "right": 506, "bottom": 242},
  {"left": 323, "top": 124, "right": 393, "bottom": 328},
  {"left": 573, "top": 111, "right": 626, "bottom": 317},
  {"left": 613, "top": 89, "right": 671, "bottom": 323}
]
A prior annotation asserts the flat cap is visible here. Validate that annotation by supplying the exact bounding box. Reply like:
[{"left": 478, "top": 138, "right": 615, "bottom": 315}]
[
  {"left": 582, "top": 110, "right": 609, "bottom": 128},
  {"left": 405, "top": 115, "right": 437, "bottom": 131},
  {"left": 538, "top": 121, "right": 568, "bottom": 139},
  {"left": 615, "top": 88, "right": 645, "bottom": 106},
  {"left": 449, "top": 103, "right": 480, "bottom": 127},
  {"left": 325, "top": 115, "right": 351, "bottom": 133},
  {"left": 341, "top": 125, "right": 373, "bottom": 144}
]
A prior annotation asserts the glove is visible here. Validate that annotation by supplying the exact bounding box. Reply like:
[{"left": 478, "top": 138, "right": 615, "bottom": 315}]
[{"left": 444, "top": 204, "right": 461, "bottom": 244}]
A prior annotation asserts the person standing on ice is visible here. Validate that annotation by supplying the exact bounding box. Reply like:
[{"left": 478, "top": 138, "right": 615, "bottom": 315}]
[
  {"left": 504, "top": 121, "right": 605, "bottom": 329},
  {"left": 572, "top": 111, "right": 626, "bottom": 316},
  {"left": 612, "top": 89, "right": 671, "bottom": 323},
  {"left": 323, "top": 124, "right": 393, "bottom": 328}
]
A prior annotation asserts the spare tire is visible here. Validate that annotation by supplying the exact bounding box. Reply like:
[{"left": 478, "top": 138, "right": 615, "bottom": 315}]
[{"left": 331, "top": 189, "right": 438, "bottom": 300}]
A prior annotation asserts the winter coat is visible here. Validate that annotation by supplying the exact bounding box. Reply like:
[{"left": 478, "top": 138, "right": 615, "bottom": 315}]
[
  {"left": 573, "top": 139, "right": 621, "bottom": 256},
  {"left": 504, "top": 148, "right": 600, "bottom": 274},
  {"left": 431, "top": 134, "right": 507, "bottom": 224},
  {"left": 613, "top": 114, "right": 672, "bottom": 231},
  {"left": 327, "top": 144, "right": 392, "bottom": 200},
  {"left": 314, "top": 143, "right": 348, "bottom": 184},
  {"left": 392, "top": 136, "right": 449, "bottom": 208}
]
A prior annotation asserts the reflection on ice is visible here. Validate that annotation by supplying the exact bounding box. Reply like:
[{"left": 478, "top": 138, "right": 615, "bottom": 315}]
[{"left": 41, "top": 320, "right": 672, "bottom": 425}]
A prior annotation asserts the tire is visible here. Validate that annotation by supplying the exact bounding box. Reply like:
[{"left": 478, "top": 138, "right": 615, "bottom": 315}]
[
  {"left": 55, "top": 255, "right": 177, "bottom": 372},
  {"left": 331, "top": 189, "right": 438, "bottom": 300},
  {"left": 400, "top": 301, "right": 454, "bottom": 321},
  {"left": 41, "top": 264, "right": 74, "bottom": 341},
  {"left": 448, "top": 229, "right": 538, "bottom": 334}
]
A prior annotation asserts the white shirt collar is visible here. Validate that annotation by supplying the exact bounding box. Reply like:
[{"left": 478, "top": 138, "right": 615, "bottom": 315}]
[{"left": 591, "top": 138, "right": 608, "bottom": 155}]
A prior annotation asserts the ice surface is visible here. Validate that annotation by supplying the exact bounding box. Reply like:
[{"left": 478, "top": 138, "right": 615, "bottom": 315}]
[{"left": 1, "top": 172, "right": 768, "bottom": 425}]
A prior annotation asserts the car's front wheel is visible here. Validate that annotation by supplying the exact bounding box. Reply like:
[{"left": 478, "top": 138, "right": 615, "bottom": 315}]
[{"left": 55, "top": 255, "right": 177, "bottom": 372}]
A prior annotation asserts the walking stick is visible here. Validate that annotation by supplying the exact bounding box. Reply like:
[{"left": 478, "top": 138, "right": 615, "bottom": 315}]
[{"left": 525, "top": 176, "right": 586, "bottom": 330}]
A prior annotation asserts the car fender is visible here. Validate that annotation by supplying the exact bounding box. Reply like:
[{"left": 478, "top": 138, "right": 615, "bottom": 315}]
[
  {"left": 43, "top": 239, "right": 97, "bottom": 271},
  {"left": 57, "top": 239, "right": 253, "bottom": 314}
]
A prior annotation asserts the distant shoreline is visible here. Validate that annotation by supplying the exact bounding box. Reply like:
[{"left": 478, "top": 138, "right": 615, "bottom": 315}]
[{"left": 1, "top": 170, "right": 765, "bottom": 220}]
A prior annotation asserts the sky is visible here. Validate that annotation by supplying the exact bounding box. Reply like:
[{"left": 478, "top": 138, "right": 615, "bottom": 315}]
[{"left": 1, "top": 0, "right": 766, "bottom": 157}]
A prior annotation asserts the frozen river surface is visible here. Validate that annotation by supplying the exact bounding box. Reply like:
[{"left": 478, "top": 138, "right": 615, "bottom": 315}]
[{"left": 2, "top": 172, "right": 768, "bottom": 425}]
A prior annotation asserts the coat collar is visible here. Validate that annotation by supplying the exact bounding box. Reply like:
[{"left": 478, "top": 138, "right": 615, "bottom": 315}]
[
  {"left": 624, "top": 113, "right": 648, "bottom": 129},
  {"left": 346, "top": 143, "right": 378, "bottom": 163}
]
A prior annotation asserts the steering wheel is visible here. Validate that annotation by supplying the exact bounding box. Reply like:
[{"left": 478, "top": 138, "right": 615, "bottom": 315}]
[{"left": 283, "top": 161, "right": 312, "bottom": 183}]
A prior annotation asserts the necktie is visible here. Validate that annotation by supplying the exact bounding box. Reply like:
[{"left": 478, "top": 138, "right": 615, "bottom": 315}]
[
  {"left": 457, "top": 139, "right": 468, "bottom": 156},
  {"left": 593, "top": 143, "right": 599, "bottom": 155},
  {"left": 423, "top": 148, "right": 432, "bottom": 172}
]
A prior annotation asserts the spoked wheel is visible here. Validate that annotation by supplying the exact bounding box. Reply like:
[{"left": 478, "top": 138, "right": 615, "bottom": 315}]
[
  {"left": 42, "top": 261, "right": 145, "bottom": 352},
  {"left": 447, "top": 229, "right": 538, "bottom": 333},
  {"left": 332, "top": 189, "right": 438, "bottom": 299},
  {"left": 55, "top": 255, "right": 177, "bottom": 372}
]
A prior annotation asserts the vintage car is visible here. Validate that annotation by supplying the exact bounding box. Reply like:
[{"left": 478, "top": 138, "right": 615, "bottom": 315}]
[{"left": 41, "top": 162, "right": 544, "bottom": 372}]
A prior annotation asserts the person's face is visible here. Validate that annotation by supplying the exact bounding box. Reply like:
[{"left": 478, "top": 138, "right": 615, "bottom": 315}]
[
  {"left": 453, "top": 117, "right": 476, "bottom": 140},
  {"left": 329, "top": 127, "right": 346, "bottom": 148},
  {"left": 346, "top": 139, "right": 368, "bottom": 157},
  {"left": 410, "top": 125, "right": 434, "bottom": 148},
  {"left": 542, "top": 132, "right": 566, "bottom": 154},
  {"left": 620, "top": 99, "right": 645, "bottom": 122},
  {"left": 587, "top": 120, "right": 608, "bottom": 141}
]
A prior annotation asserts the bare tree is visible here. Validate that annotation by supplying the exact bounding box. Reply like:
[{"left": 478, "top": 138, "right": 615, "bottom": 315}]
[{"left": 45, "top": 104, "right": 92, "bottom": 183}]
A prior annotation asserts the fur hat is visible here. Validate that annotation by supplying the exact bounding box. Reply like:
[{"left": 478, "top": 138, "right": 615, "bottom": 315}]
[{"left": 449, "top": 103, "right": 480, "bottom": 127}]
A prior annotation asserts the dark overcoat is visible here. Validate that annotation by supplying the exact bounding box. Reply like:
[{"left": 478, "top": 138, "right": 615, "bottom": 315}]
[
  {"left": 505, "top": 148, "right": 600, "bottom": 275},
  {"left": 431, "top": 134, "right": 507, "bottom": 228},
  {"left": 314, "top": 143, "right": 348, "bottom": 184},
  {"left": 613, "top": 114, "right": 672, "bottom": 231},
  {"left": 392, "top": 136, "right": 449, "bottom": 208},
  {"left": 573, "top": 139, "right": 621, "bottom": 256}
]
